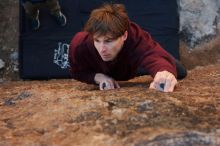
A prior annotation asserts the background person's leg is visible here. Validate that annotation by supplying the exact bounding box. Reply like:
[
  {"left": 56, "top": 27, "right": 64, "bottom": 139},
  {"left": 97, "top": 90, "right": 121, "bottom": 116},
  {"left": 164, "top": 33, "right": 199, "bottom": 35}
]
[
  {"left": 46, "top": 0, "right": 61, "bottom": 16},
  {"left": 46, "top": 0, "right": 66, "bottom": 26},
  {"left": 23, "top": 1, "right": 40, "bottom": 30},
  {"left": 23, "top": 1, "right": 39, "bottom": 19}
]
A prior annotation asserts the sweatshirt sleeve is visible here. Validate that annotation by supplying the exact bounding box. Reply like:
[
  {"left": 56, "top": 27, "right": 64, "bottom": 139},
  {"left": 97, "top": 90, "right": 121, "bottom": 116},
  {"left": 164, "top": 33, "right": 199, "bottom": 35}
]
[
  {"left": 68, "top": 32, "right": 96, "bottom": 84},
  {"left": 129, "top": 23, "right": 177, "bottom": 78}
]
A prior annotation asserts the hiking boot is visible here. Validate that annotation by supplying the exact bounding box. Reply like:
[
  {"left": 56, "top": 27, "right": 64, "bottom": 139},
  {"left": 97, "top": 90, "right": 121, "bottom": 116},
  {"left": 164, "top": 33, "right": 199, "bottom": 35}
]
[
  {"left": 29, "top": 10, "right": 40, "bottom": 30},
  {"left": 53, "top": 12, "right": 67, "bottom": 26}
]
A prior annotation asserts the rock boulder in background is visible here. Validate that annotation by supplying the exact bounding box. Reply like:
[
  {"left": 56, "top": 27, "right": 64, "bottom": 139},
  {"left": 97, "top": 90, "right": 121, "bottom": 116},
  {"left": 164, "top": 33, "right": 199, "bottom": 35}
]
[
  {"left": 0, "top": 59, "right": 5, "bottom": 70},
  {"left": 178, "top": 0, "right": 220, "bottom": 70},
  {"left": 179, "top": 0, "right": 219, "bottom": 47}
]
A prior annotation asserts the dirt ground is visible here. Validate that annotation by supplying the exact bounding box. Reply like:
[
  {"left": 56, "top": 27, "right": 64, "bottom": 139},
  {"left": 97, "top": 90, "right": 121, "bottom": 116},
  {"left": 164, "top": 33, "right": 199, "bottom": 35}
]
[{"left": 0, "top": 63, "right": 220, "bottom": 146}]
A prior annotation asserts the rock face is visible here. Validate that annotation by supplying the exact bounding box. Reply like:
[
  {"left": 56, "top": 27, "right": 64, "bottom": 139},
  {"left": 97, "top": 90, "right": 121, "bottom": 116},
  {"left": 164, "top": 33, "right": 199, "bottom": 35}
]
[
  {"left": 0, "top": 63, "right": 220, "bottom": 146},
  {"left": 0, "top": 0, "right": 19, "bottom": 80},
  {"left": 179, "top": 0, "right": 220, "bottom": 47},
  {"left": 0, "top": 59, "right": 5, "bottom": 70},
  {"left": 178, "top": 0, "right": 220, "bottom": 69}
]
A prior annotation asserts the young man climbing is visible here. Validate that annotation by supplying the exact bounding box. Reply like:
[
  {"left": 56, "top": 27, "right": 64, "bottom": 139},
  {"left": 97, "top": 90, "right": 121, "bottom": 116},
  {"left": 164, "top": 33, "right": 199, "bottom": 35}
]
[{"left": 69, "top": 3, "right": 187, "bottom": 92}]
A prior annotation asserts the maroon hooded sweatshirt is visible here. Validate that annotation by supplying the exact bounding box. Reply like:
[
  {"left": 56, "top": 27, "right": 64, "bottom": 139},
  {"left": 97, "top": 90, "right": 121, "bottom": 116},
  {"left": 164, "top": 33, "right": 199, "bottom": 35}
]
[{"left": 69, "top": 21, "right": 177, "bottom": 84}]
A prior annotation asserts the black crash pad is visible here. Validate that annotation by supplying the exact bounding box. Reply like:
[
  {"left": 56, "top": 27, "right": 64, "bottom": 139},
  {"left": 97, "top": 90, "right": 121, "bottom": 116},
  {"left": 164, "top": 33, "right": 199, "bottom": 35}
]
[{"left": 19, "top": 0, "right": 179, "bottom": 79}]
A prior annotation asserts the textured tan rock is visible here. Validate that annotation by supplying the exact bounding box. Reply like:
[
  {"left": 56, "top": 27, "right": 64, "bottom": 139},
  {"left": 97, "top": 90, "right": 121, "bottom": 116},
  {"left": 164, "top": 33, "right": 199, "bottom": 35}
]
[{"left": 0, "top": 63, "right": 220, "bottom": 145}]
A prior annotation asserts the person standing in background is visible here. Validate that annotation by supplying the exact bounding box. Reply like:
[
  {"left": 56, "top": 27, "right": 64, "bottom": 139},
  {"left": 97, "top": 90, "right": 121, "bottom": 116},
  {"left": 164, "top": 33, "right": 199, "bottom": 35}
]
[{"left": 21, "top": 0, "right": 67, "bottom": 30}]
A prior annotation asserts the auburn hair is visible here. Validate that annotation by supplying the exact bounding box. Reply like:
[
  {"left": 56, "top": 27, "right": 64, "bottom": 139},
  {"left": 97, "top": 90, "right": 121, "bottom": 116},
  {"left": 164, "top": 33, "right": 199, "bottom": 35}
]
[{"left": 84, "top": 3, "right": 129, "bottom": 39}]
